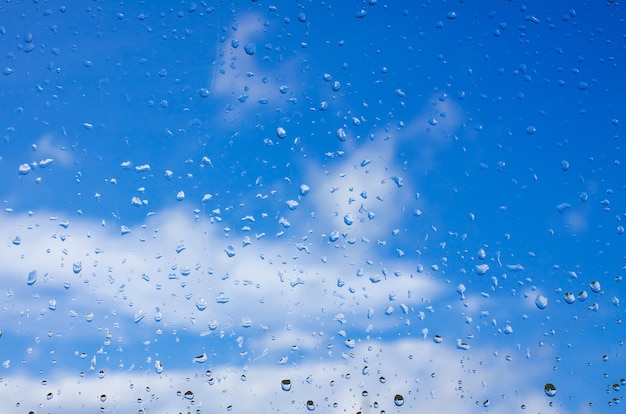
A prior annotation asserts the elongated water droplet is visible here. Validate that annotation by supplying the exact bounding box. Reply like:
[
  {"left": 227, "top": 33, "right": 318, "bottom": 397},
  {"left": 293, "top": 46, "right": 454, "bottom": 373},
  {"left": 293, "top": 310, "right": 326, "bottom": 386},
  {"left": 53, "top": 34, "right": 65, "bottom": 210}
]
[
  {"left": 27, "top": 270, "right": 37, "bottom": 286},
  {"left": 193, "top": 353, "right": 207, "bottom": 363},
  {"left": 155, "top": 360, "right": 164, "bottom": 374},
  {"left": 475, "top": 264, "right": 489, "bottom": 275}
]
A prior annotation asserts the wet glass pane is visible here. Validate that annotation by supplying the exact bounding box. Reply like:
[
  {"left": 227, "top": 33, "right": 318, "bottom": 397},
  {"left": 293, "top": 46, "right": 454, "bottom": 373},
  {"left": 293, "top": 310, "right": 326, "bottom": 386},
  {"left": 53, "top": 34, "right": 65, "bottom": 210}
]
[{"left": 0, "top": 1, "right": 623, "bottom": 412}]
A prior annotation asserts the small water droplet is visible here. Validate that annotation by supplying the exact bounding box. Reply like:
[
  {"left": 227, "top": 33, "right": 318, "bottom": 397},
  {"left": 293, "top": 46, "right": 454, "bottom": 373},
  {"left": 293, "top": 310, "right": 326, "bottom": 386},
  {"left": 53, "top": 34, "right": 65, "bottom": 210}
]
[
  {"left": 544, "top": 383, "right": 557, "bottom": 397},
  {"left": 276, "top": 126, "right": 287, "bottom": 139},
  {"left": 27, "top": 270, "right": 38, "bottom": 286},
  {"left": 155, "top": 360, "right": 163, "bottom": 374},
  {"left": 306, "top": 400, "right": 315, "bottom": 411},
  {"left": 195, "top": 298, "right": 207, "bottom": 311},
  {"left": 560, "top": 160, "right": 570, "bottom": 171},
  {"left": 100, "top": 394, "right": 107, "bottom": 402},
  {"left": 224, "top": 245, "right": 236, "bottom": 257},
  {"left": 193, "top": 353, "right": 207, "bottom": 363},
  {"left": 433, "top": 334, "right": 443, "bottom": 343},
  {"left": 183, "top": 390, "right": 194, "bottom": 400},
  {"left": 73, "top": 262, "right": 82, "bottom": 274}
]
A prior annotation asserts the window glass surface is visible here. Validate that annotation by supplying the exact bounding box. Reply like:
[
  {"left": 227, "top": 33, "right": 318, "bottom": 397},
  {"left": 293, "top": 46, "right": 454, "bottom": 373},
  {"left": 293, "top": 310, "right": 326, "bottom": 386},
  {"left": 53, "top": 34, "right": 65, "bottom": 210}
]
[{"left": 0, "top": 1, "right": 624, "bottom": 412}]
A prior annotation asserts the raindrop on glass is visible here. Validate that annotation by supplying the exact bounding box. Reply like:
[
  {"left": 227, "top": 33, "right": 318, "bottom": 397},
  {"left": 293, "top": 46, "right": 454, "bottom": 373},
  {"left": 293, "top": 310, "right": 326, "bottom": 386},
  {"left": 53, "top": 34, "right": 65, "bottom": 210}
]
[
  {"left": 544, "top": 383, "right": 557, "bottom": 397},
  {"left": 535, "top": 295, "right": 548, "bottom": 309},
  {"left": 394, "top": 394, "right": 405, "bottom": 406},
  {"left": 281, "top": 379, "right": 292, "bottom": 391}
]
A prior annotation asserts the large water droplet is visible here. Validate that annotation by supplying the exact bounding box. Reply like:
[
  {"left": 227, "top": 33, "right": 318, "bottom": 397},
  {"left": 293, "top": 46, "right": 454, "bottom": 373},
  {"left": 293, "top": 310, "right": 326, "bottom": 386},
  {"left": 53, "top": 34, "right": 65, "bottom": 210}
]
[
  {"left": 394, "top": 394, "right": 405, "bottom": 406},
  {"left": 281, "top": 379, "right": 292, "bottom": 391},
  {"left": 589, "top": 280, "right": 601, "bottom": 293},
  {"left": 244, "top": 43, "right": 256, "bottom": 55},
  {"left": 535, "top": 295, "right": 548, "bottom": 309},
  {"left": 563, "top": 292, "right": 575, "bottom": 304},
  {"left": 73, "top": 262, "right": 82, "bottom": 274},
  {"left": 306, "top": 400, "right": 315, "bottom": 411},
  {"left": 183, "top": 390, "right": 194, "bottom": 400},
  {"left": 544, "top": 383, "right": 557, "bottom": 397},
  {"left": 474, "top": 264, "right": 489, "bottom": 275}
]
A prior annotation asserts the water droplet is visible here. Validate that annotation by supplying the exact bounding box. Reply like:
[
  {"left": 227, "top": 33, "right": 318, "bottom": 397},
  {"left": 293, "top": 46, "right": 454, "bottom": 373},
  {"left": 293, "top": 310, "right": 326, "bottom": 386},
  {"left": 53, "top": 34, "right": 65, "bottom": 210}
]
[
  {"left": 195, "top": 298, "right": 207, "bottom": 311},
  {"left": 477, "top": 248, "right": 486, "bottom": 260},
  {"left": 563, "top": 292, "right": 575, "bottom": 304},
  {"left": 556, "top": 203, "right": 571, "bottom": 214},
  {"left": 73, "top": 262, "right": 82, "bottom": 274},
  {"left": 98, "top": 370, "right": 105, "bottom": 379},
  {"left": 276, "top": 127, "right": 287, "bottom": 139},
  {"left": 475, "top": 264, "right": 489, "bottom": 275},
  {"left": 281, "top": 379, "right": 292, "bottom": 391},
  {"left": 526, "top": 125, "right": 537, "bottom": 135},
  {"left": 46, "top": 392, "right": 53, "bottom": 400},
  {"left": 306, "top": 400, "right": 315, "bottom": 411},
  {"left": 224, "top": 245, "right": 236, "bottom": 257},
  {"left": 27, "top": 270, "right": 38, "bottom": 286},
  {"left": 343, "top": 214, "right": 354, "bottom": 226},
  {"left": 100, "top": 394, "right": 107, "bottom": 402},
  {"left": 578, "top": 291, "right": 588, "bottom": 302},
  {"left": 18, "top": 163, "right": 32, "bottom": 175},
  {"left": 285, "top": 200, "right": 299, "bottom": 210},
  {"left": 394, "top": 394, "right": 405, "bottom": 406},
  {"left": 184, "top": 390, "right": 194, "bottom": 400},
  {"left": 176, "top": 191, "right": 185, "bottom": 201},
  {"left": 193, "top": 353, "right": 207, "bottom": 363},
  {"left": 560, "top": 160, "right": 570, "bottom": 171},
  {"left": 198, "top": 88, "right": 210, "bottom": 98},
  {"left": 244, "top": 43, "right": 256, "bottom": 55},
  {"left": 446, "top": 11, "right": 457, "bottom": 19},
  {"left": 433, "top": 334, "right": 443, "bottom": 343},
  {"left": 535, "top": 295, "right": 548, "bottom": 309},
  {"left": 134, "top": 310, "right": 146, "bottom": 323},
  {"left": 336, "top": 128, "right": 347, "bottom": 142},
  {"left": 589, "top": 281, "right": 601, "bottom": 293},
  {"left": 48, "top": 300, "right": 57, "bottom": 311},
  {"left": 544, "top": 383, "right": 557, "bottom": 397}
]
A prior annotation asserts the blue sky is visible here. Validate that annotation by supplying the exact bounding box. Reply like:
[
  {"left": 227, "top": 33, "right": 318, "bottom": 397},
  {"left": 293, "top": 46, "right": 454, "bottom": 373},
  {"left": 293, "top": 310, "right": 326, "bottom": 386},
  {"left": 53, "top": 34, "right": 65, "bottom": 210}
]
[{"left": 0, "top": 1, "right": 624, "bottom": 412}]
